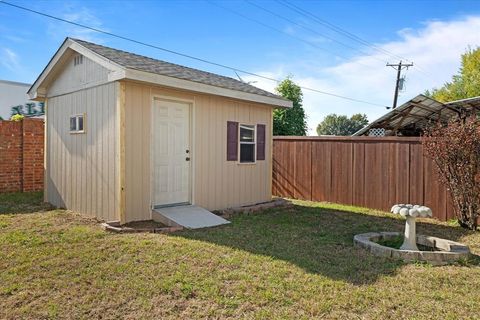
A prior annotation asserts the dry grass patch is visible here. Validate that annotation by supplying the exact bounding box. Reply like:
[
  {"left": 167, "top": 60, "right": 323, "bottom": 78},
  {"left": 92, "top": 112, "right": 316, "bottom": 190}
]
[{"left": 1, "top": 194, "right": 479, "bottom": 319}]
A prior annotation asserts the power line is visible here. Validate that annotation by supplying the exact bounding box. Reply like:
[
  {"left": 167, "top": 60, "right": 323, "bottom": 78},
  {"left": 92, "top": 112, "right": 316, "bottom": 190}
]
[
  {"left": 0, "top": 0, "right": 388, "bottom": 108},
  {"left": 206, "top": 0, "right": 374, "bottom": 67},
  {"left": 209, "top": 1, "right": 433, "bottom": 86},
  {"left": 215, "top": 1, "right": 435, "bottom": 87},
  {"left": 244, "top": 0, "right": 388, "bottom": 64},
  {"left": 277, "top": 0, "right": 409, "bottom": 62},
  {"left": 276, "top": 0, "right": 436, "bottom": 79}
]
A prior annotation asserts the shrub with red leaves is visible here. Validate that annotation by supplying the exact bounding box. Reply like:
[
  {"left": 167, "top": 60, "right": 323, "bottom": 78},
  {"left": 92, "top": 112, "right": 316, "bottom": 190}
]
[{"left": 422, "top": 116, "right": 480, "bottom": 230}]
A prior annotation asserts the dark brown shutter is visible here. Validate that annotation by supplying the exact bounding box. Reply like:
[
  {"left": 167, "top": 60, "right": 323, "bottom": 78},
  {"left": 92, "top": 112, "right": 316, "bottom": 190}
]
[
  {"left": 257, "top": 124, "right": 266, "bottom": 160},
  {"left": 227, "top": 121, "right": 238, "bottom": 161}
]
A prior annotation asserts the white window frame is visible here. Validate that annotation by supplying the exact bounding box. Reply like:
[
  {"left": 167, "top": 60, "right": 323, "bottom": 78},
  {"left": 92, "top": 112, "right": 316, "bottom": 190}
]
[
  {"left": 238, "top": 124, "right": 256, "bottom": 164},
  {"left": 70, "top": 113, "right": 85, "bottom": 134}
]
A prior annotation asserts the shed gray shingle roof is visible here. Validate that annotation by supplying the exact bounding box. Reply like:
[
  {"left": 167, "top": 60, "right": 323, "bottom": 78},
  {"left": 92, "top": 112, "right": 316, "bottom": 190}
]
[{"left": 72, "top": 38, "right": 287, "bottom": 101}]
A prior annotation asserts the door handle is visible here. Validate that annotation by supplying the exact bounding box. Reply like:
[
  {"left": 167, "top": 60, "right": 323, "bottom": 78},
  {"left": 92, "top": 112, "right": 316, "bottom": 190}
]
[{"left": 186, "top": 157, "right": 190, "bottom": 161}]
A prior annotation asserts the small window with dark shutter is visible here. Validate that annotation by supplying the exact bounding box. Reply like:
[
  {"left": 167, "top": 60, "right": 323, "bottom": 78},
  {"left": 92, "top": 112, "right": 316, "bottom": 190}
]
[
  {"left": 256, "top": 124, "right": 266, "bottom": 160},
  {"left": 226, "top": 121, "right": 238, "bottom": 161},
  {"left": 227, "top": 121, "right": 264, "bottom": 163}
]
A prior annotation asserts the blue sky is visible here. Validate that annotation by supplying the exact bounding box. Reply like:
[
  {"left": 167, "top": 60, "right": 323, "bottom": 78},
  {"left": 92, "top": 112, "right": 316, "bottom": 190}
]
[{"left": 1, "top": 0, "right": 480, "bottom": 133}]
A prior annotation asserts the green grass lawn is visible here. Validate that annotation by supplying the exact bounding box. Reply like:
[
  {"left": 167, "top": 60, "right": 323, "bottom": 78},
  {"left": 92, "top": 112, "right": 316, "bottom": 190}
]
[{"left": 1, "top": 192, "right": 479, "bottom": 319}]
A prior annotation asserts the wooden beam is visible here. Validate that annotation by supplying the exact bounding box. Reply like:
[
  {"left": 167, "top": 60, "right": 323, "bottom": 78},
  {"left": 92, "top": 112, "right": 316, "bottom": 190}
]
[
  {"left": 407, "top": 102, "right": 451, "bottom": 123},
  {"left": 376, "top": 105, "right": 414, "bottom": 127},
  {"left": 117, "top": 81, "right": 126, "bottom": 224},
  {"left": 443, "top": 104, "right": 463, "bottom": 116},
  {"left": 392, "top": 110, "right": 411, "bottom": 134},
  {"left": 409, "top": 102, "right": 439, "bottom": 113},
  {"left": 44, "top": 99, "right": 48, "bottom": 203},
  {"left": 462, "top": 103, "right": 480, "bottom": 113},
  {"left": 268, "top": 110, "right": 273, "bottom": 200},
  {"left": 408, "top": 112, "right": 445, "bottom": 123}
]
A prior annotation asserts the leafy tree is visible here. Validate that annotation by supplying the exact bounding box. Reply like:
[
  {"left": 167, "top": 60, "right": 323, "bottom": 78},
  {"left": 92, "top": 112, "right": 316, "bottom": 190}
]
[
  {"left": 316, "top": 113, "right": 368, "bottom": 136},
  {"left": 422, "top": 117, "right": 480, "bottom": 230},
  {"left": 273, "top": 77, "right": 308, "bottom": 136},
  {"left": 425, "top": 47, "right": 480, "bottom": 102}
]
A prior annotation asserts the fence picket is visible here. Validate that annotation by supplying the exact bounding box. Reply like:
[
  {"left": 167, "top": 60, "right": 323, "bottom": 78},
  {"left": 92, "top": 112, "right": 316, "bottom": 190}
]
[{"left": 272, "top": 136, "right": 454, "bottom": 221}]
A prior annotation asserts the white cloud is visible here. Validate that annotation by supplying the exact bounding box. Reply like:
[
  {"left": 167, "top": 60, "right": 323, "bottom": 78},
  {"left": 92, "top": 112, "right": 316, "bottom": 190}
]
[
  {"left": 47, "top": 6, "right": 106, "bottom": 43},
  {"left": 244, "top": 16, "right": 480, "bottom": 135},
  {"left": 2, "top": 35, "right": 27, "bottom": 43},
  {"left": 0, "top": 48, "right": 22, "bottom": 72}
]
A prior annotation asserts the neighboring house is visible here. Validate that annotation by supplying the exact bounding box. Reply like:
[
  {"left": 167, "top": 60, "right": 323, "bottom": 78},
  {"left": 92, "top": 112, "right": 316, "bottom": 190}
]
[
  {"left": 28, "top": 37, "right": 292, "bottom": 225},
  {"left": 353, "top": 94, "right": 480, "bottom": 136},
  {"left": 0, "top": 79, "right": 44, "bottom": 120}
]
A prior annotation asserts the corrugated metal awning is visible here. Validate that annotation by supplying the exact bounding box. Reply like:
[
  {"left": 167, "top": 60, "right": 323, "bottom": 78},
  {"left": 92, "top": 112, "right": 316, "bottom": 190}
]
[{"left": 353, "top": 94, "right": 480, "bottom": 136}]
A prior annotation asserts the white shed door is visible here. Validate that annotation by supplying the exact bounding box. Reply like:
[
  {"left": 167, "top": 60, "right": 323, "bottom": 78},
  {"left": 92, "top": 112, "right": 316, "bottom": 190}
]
[{"left": 152, "top": 98, "right": 191, "bottom": 207}]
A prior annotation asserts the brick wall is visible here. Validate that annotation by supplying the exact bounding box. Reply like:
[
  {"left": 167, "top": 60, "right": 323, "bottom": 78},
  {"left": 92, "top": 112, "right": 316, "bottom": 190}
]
[{"left": 0, "top": 118, "right": 44, "bottom": 193}]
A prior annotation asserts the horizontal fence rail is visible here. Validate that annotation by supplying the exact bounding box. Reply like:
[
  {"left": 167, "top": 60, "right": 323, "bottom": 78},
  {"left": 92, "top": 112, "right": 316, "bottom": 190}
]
[{"left": 272, "top": 136, "right": 454, "bottom": 221}]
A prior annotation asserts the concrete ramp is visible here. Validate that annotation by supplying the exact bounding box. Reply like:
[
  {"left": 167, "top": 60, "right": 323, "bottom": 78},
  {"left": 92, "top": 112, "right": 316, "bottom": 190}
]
[{"left": 152, "top": 205, "right": 230, "bottom": 229}]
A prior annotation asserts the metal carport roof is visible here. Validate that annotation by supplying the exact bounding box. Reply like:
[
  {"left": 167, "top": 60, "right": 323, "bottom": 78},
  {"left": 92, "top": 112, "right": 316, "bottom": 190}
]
[{"left": 353, "top": 94, "right": 480, "bottom": 136}]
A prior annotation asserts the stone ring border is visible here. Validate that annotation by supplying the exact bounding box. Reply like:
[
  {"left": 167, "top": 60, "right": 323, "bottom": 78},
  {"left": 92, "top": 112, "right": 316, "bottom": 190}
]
[{"left": 354, "top": 232, "right": 470, "bottom": 265}]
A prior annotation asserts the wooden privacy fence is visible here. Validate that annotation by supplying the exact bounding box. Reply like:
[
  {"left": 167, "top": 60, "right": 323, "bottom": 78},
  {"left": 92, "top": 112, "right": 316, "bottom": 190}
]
[{"left": 272, "top": 136, "right": 454, "bottom": 221}]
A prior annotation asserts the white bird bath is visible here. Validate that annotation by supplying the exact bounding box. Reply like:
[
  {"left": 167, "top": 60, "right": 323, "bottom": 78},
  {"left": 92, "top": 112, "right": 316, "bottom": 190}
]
[
  {"left": 354, "top": 204, "right": 471, "bottom": 265},
  {"left": 390, "top": 204, "right": 432, "bottom": 251}
]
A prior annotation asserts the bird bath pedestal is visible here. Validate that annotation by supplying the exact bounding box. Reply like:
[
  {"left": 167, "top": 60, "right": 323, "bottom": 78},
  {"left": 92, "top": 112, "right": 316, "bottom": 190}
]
[
  {"left": 402, "top": 216, "right": 418, "bottom": 250},
  {"left": 391, "top": 204, "right": 432, "bottom": 251}
]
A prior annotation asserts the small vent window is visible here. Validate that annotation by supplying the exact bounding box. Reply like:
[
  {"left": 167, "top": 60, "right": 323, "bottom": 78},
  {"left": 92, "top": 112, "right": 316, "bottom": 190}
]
[
  {"left": 73, "top": 55, "right": 83, "bottom": 66},
  {"left": 70, "top": 114, "right": 85, "bottom": 133}
]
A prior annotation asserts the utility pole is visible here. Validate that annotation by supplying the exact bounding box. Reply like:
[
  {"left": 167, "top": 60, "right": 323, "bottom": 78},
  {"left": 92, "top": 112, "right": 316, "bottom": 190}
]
[{"left": 387, "top": 61, "right": 413, "bottom": 109}]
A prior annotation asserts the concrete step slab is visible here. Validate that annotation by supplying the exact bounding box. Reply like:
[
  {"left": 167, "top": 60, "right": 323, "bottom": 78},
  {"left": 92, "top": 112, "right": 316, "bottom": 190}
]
[{"left": 153, "top": 205, "right": 230, "bottom": 229}]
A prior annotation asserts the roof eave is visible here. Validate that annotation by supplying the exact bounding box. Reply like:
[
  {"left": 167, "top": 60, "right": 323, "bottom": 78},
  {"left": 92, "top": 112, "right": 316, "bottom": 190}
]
[
  {"left": 29, "top": 37, "right": 292, "bottom": 107},
  {"left": 124, "top": 68, "right": 292, "bottom": 108}
]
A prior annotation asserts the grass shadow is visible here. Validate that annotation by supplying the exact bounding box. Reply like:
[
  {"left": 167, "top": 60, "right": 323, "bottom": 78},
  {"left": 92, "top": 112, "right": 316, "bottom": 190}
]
[
  {"left": 0, "top": 192, "right": 53, "bottom": 214},
  {"left": 176, "top": 201, "right": 479, "bottom": 285}
]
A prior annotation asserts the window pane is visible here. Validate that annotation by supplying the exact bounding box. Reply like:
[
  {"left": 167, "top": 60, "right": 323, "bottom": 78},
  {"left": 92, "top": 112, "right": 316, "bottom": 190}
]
[
  {"left": 240, "top": 125, "right": 254, "bottom": 142},
  {"left": 240, "top": 144, "right": 255, "bottom": 163},
  {"left": 78, "top": 116, "right": 84, "bottom": 131},
  {"left": 70, "top": 117, "right": 76, "bottom": 131}
]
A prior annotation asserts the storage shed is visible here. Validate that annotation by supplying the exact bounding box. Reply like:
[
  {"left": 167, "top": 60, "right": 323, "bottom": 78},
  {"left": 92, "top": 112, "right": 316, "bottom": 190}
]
[{"left": 28, "top": 38, "right": 292, "bottom": 225}]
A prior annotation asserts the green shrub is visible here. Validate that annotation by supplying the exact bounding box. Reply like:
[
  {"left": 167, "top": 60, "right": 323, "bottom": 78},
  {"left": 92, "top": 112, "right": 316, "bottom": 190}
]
[{"left": 10, "top": 114, "right": 24, "bottom": 121}]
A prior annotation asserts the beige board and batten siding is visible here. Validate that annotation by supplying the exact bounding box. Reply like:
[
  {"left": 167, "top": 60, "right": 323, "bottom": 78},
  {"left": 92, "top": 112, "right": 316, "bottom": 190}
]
[
  {"left": 124, "top": 81, "right": 273, "bottom": 222},
  {"left": 46, "top": 82, "right": 119, "bottom": 222},
  {"left": 47, "top": 49, "right": 110, "bottom": 98}
]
